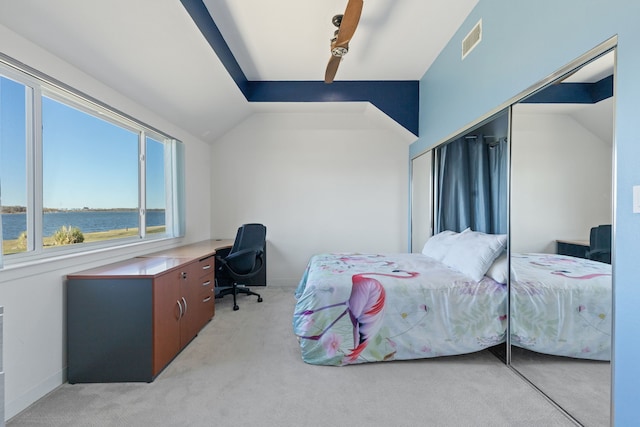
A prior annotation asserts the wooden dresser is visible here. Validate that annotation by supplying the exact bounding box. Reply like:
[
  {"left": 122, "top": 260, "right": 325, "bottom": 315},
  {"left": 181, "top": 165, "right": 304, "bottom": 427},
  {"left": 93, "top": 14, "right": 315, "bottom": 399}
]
[{"left": 66, "top": 239, "right": 232, "bottom": 383}]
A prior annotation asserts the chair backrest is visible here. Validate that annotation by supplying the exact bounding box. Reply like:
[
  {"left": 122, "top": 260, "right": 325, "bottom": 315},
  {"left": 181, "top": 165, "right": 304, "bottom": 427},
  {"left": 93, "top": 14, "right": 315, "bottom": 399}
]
[
  {"left": 230, "top": 223, "right": 266, "bottom": 253},
  {"left": 590, "top": 224, "right": 612, "bottom": 251},
  {"left": 227, "top": 224, "right": 266, "bottom": 274},
  {"left": 587, "top": 224, "right": 612, "bottom": 263}
]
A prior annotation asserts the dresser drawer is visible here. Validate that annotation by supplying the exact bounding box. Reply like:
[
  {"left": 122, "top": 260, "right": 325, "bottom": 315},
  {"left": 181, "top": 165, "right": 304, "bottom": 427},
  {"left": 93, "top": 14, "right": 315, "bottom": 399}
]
[{"left": 198, "top": 255, "right": 215, "bottom": 278}]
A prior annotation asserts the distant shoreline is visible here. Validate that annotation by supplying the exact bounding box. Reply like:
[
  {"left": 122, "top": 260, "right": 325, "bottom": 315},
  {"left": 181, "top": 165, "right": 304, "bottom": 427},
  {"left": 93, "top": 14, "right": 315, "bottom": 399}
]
[
  {"left": 2, "top": 207, "right": 165, "bottom": 214},
  {"left": 1, "top": 209, "right": 167, "bottom": 240}
]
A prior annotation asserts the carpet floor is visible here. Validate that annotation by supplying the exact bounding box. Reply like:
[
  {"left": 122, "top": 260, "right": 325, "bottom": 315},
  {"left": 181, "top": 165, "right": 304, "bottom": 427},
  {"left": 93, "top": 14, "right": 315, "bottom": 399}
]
[{"left": 8, "top": 287, "right": 576, "bottom": 427}]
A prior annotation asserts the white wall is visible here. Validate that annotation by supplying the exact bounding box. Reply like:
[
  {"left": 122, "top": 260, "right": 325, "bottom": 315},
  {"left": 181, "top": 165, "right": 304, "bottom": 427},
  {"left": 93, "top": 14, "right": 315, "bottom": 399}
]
[
  {"left": 0, "top": 25, "right": 213, "bottom": 419},
  {"left": 511, "top": 106, "right": 612, "bottom": 253},
  {"left": 211, "top": 109, "right": 410, "bottom": 286}
]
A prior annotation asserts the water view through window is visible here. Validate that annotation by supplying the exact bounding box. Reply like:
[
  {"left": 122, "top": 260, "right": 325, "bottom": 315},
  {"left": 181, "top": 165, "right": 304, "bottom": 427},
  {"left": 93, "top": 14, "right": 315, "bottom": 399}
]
[{"left": 1, "top": 72, "right": 171, "bottom": 257}]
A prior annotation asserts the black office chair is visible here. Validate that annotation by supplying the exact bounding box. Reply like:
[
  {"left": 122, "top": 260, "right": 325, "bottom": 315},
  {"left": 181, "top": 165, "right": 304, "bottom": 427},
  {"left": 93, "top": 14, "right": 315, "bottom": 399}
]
[
  {"left": 215, "top": 223, "right": 266, "bottom": 311},
  {"left": 586, "top": 224, "right": 612, "bottom": 264}
]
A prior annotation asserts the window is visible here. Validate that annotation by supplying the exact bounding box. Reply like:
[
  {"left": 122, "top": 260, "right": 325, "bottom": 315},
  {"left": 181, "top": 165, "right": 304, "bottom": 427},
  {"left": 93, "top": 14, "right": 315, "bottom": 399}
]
[
  {"left": 0, "top": 60, "right": 184, "bottom": 265},
  {"left": 0, "top": 75, "right": 29, "bottom": 256},
  {"left": 145, "top": 135, "right": 167, "bottom": 236}
]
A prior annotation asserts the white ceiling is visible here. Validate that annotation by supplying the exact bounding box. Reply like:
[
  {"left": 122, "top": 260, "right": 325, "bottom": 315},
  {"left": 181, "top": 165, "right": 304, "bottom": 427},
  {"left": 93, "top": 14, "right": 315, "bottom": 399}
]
[
  {"left": 0, "top": 1, "right": 614, "bottom": 146},
  {"left": 0, "top": 0, "right": 478, "bottom": 143},
  {"left": 202, "top": 0, "right": 479, "bottom": 81},
  {"left": 563, "top": 50, "right": 614, "bottom": 83}
]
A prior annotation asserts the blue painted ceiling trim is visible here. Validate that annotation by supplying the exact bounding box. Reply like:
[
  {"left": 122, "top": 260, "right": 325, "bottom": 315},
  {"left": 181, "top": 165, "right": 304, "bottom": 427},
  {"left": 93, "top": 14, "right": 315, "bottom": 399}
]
[
  {"left": 590, "top": 75, "right": 614, "bottom": 103},
  {"left": 180, "top": 0, "right": 419, "bottom": 136},
  {"left": 521, "top": 75, "right": 613, "bottom": 104},
  {"left": 246, "top": 80, "right": 419, "bottom": 135},
  {"left": 179, "top": 0, "right": 250, "bottom": 94}
]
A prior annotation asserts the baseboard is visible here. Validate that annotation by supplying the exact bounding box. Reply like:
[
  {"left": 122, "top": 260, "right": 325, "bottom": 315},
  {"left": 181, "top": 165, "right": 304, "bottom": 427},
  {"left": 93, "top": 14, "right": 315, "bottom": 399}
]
[
  {"left": 5, "top": 367, "right": 66, "bottom": 421},
  {"left": 265, "top": 278, "right": 299, "bottom": 288},
  {"left": 0, "top": 371, "right": 4, "bottom": 427}
]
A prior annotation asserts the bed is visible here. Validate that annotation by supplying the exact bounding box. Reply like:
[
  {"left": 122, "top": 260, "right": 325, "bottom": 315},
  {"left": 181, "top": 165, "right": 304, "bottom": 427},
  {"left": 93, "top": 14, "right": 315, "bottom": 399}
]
[
  {"left": 293, "top": 238, "right": 508, "bottom": 365},
  {"left": 510, "top": 253, "right": 612, "bottom": 361}
]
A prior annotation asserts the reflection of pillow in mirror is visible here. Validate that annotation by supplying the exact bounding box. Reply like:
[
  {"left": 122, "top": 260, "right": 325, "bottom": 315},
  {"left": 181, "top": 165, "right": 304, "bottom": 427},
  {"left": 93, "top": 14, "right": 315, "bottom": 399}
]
[
  {"left": 421, "top": 230, "right": 460, "bottom": 261},
  {"left": 486, "top": 252, "right": 508, "bottom": 284},
  {"left": 442, "top": 231, "right": 507, "bottom": 281}
]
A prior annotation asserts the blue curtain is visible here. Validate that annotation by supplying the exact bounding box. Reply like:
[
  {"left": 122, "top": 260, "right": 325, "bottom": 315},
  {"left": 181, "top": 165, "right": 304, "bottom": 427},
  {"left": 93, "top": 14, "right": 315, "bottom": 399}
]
[
  {"left": 489, "top": 138, "right": 508, "bottom": 234},
  {"left": 436, "top": 136, "right": 507, "bottom": 234},
  {"left": 437, "top": 138, "right": 470, "bottom": 232}
]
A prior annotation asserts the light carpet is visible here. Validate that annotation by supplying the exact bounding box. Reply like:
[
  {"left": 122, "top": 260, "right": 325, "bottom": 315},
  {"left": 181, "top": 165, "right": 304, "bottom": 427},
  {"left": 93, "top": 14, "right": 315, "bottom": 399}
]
[
  {"left": 9, "top": 287, "right": 575, "bottom": 427},
  {"left": 510, "top": 346, "right": 609, "bottom": 427}
]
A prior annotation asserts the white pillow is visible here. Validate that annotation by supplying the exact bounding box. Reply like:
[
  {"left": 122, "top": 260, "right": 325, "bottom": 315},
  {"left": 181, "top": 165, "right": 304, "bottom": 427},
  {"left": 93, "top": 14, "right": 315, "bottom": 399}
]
[
  {"left": 442, "top": 230, "right": 507, "bottom": 281},
  {"left": 485, "top": 252, "right": 508, "bottom": 284},
  {"left": 421, "top": 230, "right": 460, "bottom": 261}
]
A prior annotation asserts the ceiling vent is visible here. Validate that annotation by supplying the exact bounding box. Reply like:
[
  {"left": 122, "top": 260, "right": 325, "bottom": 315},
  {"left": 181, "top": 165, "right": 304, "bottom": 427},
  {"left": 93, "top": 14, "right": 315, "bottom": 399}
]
[{"left": 462, "top": 19, "right": 482, "bottom": 60}]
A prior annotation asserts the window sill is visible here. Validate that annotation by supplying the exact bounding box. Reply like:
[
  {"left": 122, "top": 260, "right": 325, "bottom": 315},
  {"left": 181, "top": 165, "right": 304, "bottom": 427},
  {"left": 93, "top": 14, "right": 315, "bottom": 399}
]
[{"left": 0, "top": 236, "right": 184, "bottom": 284}]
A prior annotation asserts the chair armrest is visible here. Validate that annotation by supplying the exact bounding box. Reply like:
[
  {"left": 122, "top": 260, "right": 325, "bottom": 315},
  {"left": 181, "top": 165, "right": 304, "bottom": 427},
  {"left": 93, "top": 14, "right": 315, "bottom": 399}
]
[
  {"left": 224, "top": 247, "right": 263, "bottom": 262},
  {"left": 218, "top": 248, "right": 264, "bottom": 278}
]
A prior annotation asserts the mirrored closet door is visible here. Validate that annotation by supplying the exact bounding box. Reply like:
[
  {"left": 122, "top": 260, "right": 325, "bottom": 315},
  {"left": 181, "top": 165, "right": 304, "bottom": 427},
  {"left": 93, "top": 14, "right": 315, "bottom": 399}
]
[{"left": 509, "top": 48, "right": 615, "bottom": 427}]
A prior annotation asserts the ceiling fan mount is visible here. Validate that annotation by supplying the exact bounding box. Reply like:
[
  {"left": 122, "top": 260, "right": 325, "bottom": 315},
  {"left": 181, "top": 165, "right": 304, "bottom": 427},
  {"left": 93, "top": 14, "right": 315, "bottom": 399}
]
[
  {"left": 331, "top": 46, "right": 349, "bottom": 58},
  {"left": 332, "top": 14, "right": 343, "bottom": 28},
  {"left": 324, "top": 0, "right": 363, "bottom": 84}
]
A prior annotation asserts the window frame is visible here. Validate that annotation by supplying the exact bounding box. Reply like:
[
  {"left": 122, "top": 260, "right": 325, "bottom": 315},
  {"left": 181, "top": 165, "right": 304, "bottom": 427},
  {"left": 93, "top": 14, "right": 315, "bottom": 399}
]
[{"left": 0, "top": 54, "right": 185, "bottom": 267}]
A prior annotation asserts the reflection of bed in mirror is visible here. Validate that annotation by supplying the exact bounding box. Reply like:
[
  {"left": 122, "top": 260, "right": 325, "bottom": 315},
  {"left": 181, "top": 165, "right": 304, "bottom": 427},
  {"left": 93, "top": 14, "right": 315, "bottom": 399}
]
[
  {"left": 508, "top": 42, "right": 615, "bottom": 426},
  {"left": 510, "top": 253, "right": 611, "bottom": 361},
  {"left": 410, "top": 42, "right": 614, "bottom": 425}
]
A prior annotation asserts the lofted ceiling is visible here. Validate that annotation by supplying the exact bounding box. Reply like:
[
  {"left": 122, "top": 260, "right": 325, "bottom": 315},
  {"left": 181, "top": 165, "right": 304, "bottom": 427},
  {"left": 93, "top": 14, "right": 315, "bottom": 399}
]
[
  {"left": 201, "top": 0, "right": 479, "bottom": 81},
  {"left": 0, "top": 0, "right": 478, "bottom": 144}
]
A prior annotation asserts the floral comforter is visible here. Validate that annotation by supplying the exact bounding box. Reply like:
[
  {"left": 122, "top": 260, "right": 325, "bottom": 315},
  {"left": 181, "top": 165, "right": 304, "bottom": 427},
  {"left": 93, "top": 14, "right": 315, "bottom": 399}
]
[
  {"left": 510, "top": 253, "right": 612, "bottom": 361},
  {"left": 293, "top": 253, "right": 507, "bottom": 366}
]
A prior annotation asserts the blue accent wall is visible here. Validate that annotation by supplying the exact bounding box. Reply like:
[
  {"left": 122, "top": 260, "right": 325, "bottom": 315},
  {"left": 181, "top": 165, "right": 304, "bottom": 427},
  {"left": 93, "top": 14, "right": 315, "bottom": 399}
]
[
  {"left": 180, "top": 0, "right": 418, "bottom": 136},
  {"left": 414, "top": 1, "right": 640, "bottom": 425}
]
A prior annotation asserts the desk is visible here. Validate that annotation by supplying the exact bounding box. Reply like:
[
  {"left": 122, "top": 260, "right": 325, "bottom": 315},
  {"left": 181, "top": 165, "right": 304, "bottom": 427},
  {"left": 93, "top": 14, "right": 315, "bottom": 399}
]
[
  {"left": 556, "top": 239, "right": 590, "bottom": 259},
  {"left": 141, "top": 239, "right": 233, "bottom": 260},
  {"left": 67, "top": 239, "right": 232, "bottom": 383}
]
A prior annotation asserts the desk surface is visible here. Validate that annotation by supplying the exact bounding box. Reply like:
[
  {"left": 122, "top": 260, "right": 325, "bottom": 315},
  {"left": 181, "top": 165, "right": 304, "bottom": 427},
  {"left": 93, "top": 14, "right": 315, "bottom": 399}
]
[
  {"left": 67, "top": 239, "right": 234, "bottom": 279},
  {"left": 140, "top": 239, "right": 233, "bottom": 259}
]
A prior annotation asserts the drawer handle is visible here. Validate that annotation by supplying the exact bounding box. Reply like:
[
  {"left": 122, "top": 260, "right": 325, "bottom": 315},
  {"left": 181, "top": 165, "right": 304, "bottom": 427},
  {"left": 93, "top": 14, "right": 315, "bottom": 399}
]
[
  {"left": 202, "top": 280, "right": 211, "bottom": 287},
  {"left": 182, "top": 296, "right": 188, "bottom": 314},
  {"left": 202, "top": 296, "right": 212, "bottom": 303},
  {"left": 202, "top": 265, "right": 211, "bottom": 270}
]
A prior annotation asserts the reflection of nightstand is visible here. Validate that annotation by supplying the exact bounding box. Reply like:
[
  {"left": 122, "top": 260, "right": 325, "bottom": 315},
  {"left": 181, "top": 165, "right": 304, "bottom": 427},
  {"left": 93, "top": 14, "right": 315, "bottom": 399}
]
[{"left": 556, "top": 239, "right": 590, "bottom": 259}]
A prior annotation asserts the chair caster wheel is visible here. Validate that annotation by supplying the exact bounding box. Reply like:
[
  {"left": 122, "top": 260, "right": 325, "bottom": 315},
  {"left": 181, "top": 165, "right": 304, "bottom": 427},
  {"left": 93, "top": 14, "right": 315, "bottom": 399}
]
[
  {"left": 233, "top": 305, "right": 239, "bottom": 311},
  {"left": 257, "top": 297, "right": 263, "bottom": 303}
]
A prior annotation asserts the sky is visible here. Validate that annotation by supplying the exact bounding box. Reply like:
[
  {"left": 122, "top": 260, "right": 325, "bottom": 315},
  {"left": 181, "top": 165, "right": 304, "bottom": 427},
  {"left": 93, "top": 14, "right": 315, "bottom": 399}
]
[{"left": 1, "top": 76, "right": 166, "bottom": 210}]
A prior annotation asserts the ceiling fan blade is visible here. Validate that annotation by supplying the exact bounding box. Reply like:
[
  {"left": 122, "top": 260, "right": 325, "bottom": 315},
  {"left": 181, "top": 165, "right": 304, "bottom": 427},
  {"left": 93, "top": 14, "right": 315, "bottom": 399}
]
[
  {"left": 325, "top": 54, "right": 342, "bottom": 84},
  {"left": 334, "top": 0, "right": 363, "bottom": 47}
]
